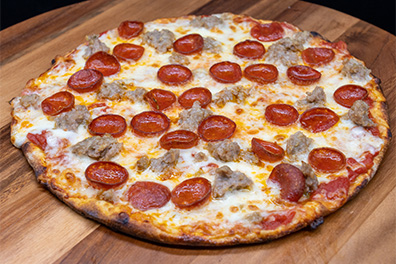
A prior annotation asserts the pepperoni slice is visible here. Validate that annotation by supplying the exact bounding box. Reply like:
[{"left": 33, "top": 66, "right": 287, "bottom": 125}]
[
  {"left": 244, "top": 64, "right": 278, "bottom": 84},
  {"left": 113, "top": 43, "right": 145, "bottom": 61},
  {"left": 85, "top": 51, "right": 120, "bottom": 76},
  {"left": 127, "top": 181, "right": 171, "bottom": 211},
  {"left": 308, "top": 147, "right": 346, "bottom": 173},
  {"left": 312, "top": 177, "right": 349, "bottom": 200},
  {"left": 268, "top": 163, "right": 305, "bottom": 202},
  {"left": 198, "top": 115, "right": 236, "bottom": 142},
  {"left": 173, "top": 34, "right": 204, "bottom": 55},
  {"left": 287, "top": 65, "right": 321, "bottom": 85},
  {"left": 160, "top": 130, "right": 199, "bottom": 150},
  {"left": 131, "top": 111, "right": 170, "bottom": 137},
  {"left": 265, "top": 104, "right": 299, "bottom": 126},
  {"left": 260, "top": 210, "right": 296, "bottom": 230},
  {"left": 41, "top": 91, "right": 75, "bottom": 116},
  {"left": 171, "top": 177, "right": 211, "bottom": 209},
  {"left": 333, "top": 85, "right": 368, "bottom": 108},
  {"left": 88, "top": 114, "right": 127, "bottom": 138},
  {"left": 144, "top": 89, "right": 176, "bottom": 111},
  {"left": 302, "top": 47, "right": 335, "bottom": 66},
  {"left": 250, "top": 22, "right": 284, "bottom": 42},
  {"left": 300, "top": 107, "right": 339, "bottom": 133},
  {"left": 178, "top": 87, "right": 212, "bottom": 109},
  {"left": 157, "top": 64, "right": 192, "bottom": 86},
  {"left": 209, "top": 61, "right": 242, "bottom": 83},
  {"left": 67, "top": 69, "right": 103, "bottom": 93},
  {"left": 251, "top": 138, "right": 285, "bottom": 162},
  {"left": 233, "top": 40, "right": 265, "bottom": 59},
  {"left": 85, "top": 161, "right": 129, "bottom": 190},
  {"left": 117, "top": 20, "right": 144, "bottom": 39},
  {"left": 27, "top": 131, "right": 48, "bottom": 150}
]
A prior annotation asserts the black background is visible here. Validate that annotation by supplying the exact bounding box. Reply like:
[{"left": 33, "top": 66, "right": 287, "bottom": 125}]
[{"left": 1, "top": 0, "right": 395, "bottom": 34}]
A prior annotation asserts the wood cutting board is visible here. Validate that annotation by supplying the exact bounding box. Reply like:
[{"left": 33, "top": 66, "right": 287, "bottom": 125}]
[{"left": 1, "top": 1, "right": 395, "bottom": 263}]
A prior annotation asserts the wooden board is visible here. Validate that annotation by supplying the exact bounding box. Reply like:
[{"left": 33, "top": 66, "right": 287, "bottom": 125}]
[{"left": 0, "top": 0, "right": 395, "bottom": 263}]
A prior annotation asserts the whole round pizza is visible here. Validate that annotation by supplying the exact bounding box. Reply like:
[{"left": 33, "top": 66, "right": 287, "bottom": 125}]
[{"left": 10, "top": 13, "right": 391, "bottom": 246}]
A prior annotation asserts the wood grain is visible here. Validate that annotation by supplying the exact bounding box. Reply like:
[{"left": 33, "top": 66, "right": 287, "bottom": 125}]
[{"left": 0, "top": 0, "right": 395, "bottom": 263}]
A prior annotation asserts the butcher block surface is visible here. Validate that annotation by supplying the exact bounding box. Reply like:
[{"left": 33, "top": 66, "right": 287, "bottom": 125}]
[{"left": 0, "top": 0, "right": 395, "bottom": 263}]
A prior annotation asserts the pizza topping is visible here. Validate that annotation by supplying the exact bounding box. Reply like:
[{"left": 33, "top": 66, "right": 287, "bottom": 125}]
[
  {"left": 300, "top": 161, "right": 318, "bottom": 193},
  {"left": 198, "top": 115, "right": 236, "bottom": 141},
  {"left": 302, "top": 47, "right": 335, "bottom": 66},
  {"left": 260, "top": 210, "right": 296, "bottom": 230},
  {"left": 127, "top": 181, "right": 171, "bottom": 211},
  {"left": 243, "top": 64, "right": 278, "bottom": 84},
  {"left": 83, "top": 34, "right": 110, "bottom": 59},
  {"left": 209, "top": 61, "right": 242, "bottom": 83},
  {"left": 97, "top": 81, "right": 124, "bottom": 100},
  {"left": 68, "top": 69, "right": 104, "bottom": 93},
  {"left": 300, "top": 107, "right": 339, "bottom": 133},
  {"left": 265, "top": 104, "right": 299, "bottom": 126},
  {"left": 240, "top": 150, "right": 259, "bottom": 165},
  {"left": 27, "top": 131, "right": 48, "bottom": 150},
  {"left": 85, "top": 161, "right": 129, "bottom": 189},
  {"left": 171, "top": 177, "right": 212, "bottom": 209},
  {"left": 157, "top": 64, "right": 192, "bottom": 86},
  {"left": 173, "top": 34, "right": 204, "bottom": 55},
  {"left": 213, "top": 166, "right": 253, "bottom": 198},
  {"left": 54, "top": 105, "right": 91, "bottom": 131},
  {"left": 178, "top": 87, "right": 212, "bottom": 109},
  {"left": 85, "top": 51, "right": 121, "bottom": 77},
  {"left": 287, "top": 65, "right": 321, "bottom": 85},
  {"left": 207, "top": 139, "right": 241, "bottom": 162},
  {"left": 41, "top": 91, "right": 75, "bottom": 116},
  {"left": 71, "top": 134, "right": 122, "bottom": 161},
  {"left": 347, "top": 151, "right": 377, "bottom": 181},
  {"left": 265, "top": 36, "right": 304, "bottom": 66},
  {"left": 213, "top": 85, "right": 250, "bottom": 108},
  {"left": 20, "top": 94, "right": 40, "bottom": 109},
  {"left": 347, "top": 100, "right": 375, "bottom": 127},
  {"left": 194, "top": 152, "right": 208, "bottom": 162},
  {"left": 333, "top": 84, "right": 368, "bottom": 108},
  {"left": 251, "top": 22, "right": 284, "bottom": 42},
  {"left": 178, "top": 101, "right": 213, "bottom": 131},
  {"left": 113, "top": 43, "right": 145, "bottom": 61},
  {"left": 341, "top": 58, "right": 370, "bottom": 81},
  {"left": 296, "top": 86, "right": 326, "bottom": 110},
  {"left": 88, "top": 114, "right": 127, "bottom": 138},
  {"left": 150, "top": 149, "right": 180, "bottom": 173},
  {"left": 124, "top": 87, "right": 148, "bottom": 103},
  {"left": 131, "top": 111, "right": 170, "bottom": 137},
  {"left": 117, "top": 20, "right": 144, "bottom": 39},
  {"left": 169, "top": 52, "right": 190, "bottom": 65},
  {"left": 144, "top": 88, "right": 176, "bottom": 111},
  {"left": 190, "top": 15, "right": 224, "bottom": 29},
  {"left": 268, "top": 163, "right": 305, "bottom": 202},
  {"left": 308, "top": 147, "right": 346, "bottom": 173},
  {"left": 203, "top": 37, "right": 222, "bottom": 53},
  {"left": 286, "top": 131, "right": 313, "bottom": 161},
  {"left": 143, "top": 29, "right": 175, "bottom": 53},
  {"left": 312, "top": 177, "right": 349, "bottom": 201},
  {"left": 251, "top": 138, "right": 284, "bottom": 162},
  {"left": 136, "top": 155, "right": 150, "bottom": 172},
  {"left": 233, "top": 40, "right": 265, "bottom": 59},
  {"left": 159, "top": 130, "right": 199, "bottom": 150}
]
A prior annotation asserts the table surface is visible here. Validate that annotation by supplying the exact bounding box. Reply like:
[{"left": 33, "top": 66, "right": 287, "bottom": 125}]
[{"left": 1, "top": 1, "right": 395, "bottom": 263}]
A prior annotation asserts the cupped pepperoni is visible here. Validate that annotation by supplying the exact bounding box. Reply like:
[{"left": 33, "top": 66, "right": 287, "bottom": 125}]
[
  {"left": 173, "top": 34, "right": 204, "bottom": 55},
  {"left": 312, "top": 177, "right": 349, "bottom": 200},
  {"left": 333, "top": 85, "right": 368, "bottom": 108},
  {"left": 144, "top": 89, "right": 176, "bottom": 111},
  {"left": 287, "top": 65, "right": 321, "bottom": 85},
  {"left": 117, "top": 20, "right": 144, "bottom": 39},
  {"left": 157, "top": 64, "right": 192, "bottom": 86},
  {"left": 67, "top": 69, "right": 103, "bottom": 93},
  {"left": 178, "top": 87, "right": 212, "bottom": 109},
  {"left": 88, "top": 114, "right": 127, "bottom": 138},
  {"left": 302, "top": 47, "right": 335, "bottom": 66},
  {"left": 85, "top": 51, "right": 120, "bottom": 76},
  {"left": 244, "top": 64, "right": 278, "bottom": 84},
  {"left": 160, "top": 130, "right": 199, "bottom": 150},
  {"left": 41, "top": 91, "right": 75, "bottom": 116},
  {"left": 265, "top": 104, "right": 299, "bottom": 126},
  {"left": 131, "top": 111, "right": 170, "bottom": 137},
  {"left": 268, "top": 163, "right": 305, "bottom": 202},
  {"left": 251, "top": 138, "right": 285, "bottom": 162},
  {"left": 171, "top": 177, "right": 211, "bottom": 209},
  {"left": 198, "top": 115, "right": 236, "bottom": 142},
  {"left": 308, "top": 147, "right": 346, "bottom": 173},
  {"left": 300, "top": 107, "right": 339, "bottom": 133},
  {"left": 85, "top": 161, "right": 128, "bottom": 190},
  {"left": 113, "top": 43, "right": 145, "bottom": 61},
  {"left": 233, "top": 40, "right": 265, "bottom": 59},
  {"left": 27, "top": 131, "right": 48, "bottom": 150},
  {"left": 127, "top": 181, "right": 171, "bottom": 211},
  {"left": 250, "top": 22, "right": 284, "bottom": 42},
  {"left": 209, "top": 61, "right": 242, "bottom": 83}
]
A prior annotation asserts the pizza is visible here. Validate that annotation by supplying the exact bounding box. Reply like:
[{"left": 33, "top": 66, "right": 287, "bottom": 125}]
[{"left": 10, "top": 13, "right": 391, "bottom": 246}]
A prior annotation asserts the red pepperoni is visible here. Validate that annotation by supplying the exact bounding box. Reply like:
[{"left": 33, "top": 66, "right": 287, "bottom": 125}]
[
  {"left": 265, "top": 104, "right": 299, "bottom": 126},
  {"left": 117, "top": 20, "right": 144, "bottom": 39},
  {"left": 209, "top": 61, "right": 242, "bottom": 83},
  {"left": 173, "top": 34, "right": 204, "bottom": 55},
  {"left": 41, "top": 91, "right": 75, "bottom": 116},
  {"left": 157, "top": 64, "right": 192, "bottom": 86},
  {"left": 347, "top": 151, "right": 377, "bottom": 181},
  {"left": 251, "top": 138, "right": 285, "bottom": 162},
  {"left": 287, "top": 65, "right": 321, "bottom": 85},
  {"left": 113, "top": 43, "right": 145, "bottom": 61},
  {"left": 85, "top": 51, "right": 120, "bottom": 76},
  {"left": 333, "top": 85, "right": 368, "bottom": 108},
  {"left": 268, "top": 163, "right": 305, "bottom": 202},
  {"left": 144, "top": 89, "right": 176, "bottom": 111},
  {"left": 198, "top": 115, "right": 236, "bottom": 142},
  {"left": 233, "top": 40, "right": 265, "bottom": 59},
  {"left": 160, "top": 130, "right": 199, "bottom": 150},
  {"left": 131, "top": 111, "right": 170, "bottom": 137},
  {"left": 260, "top": 210, "right": 296, "bottom": 230},
  {"left": 88, "top": 114, "right": 127, "bottom": 138},
  {"left": 67, "top": 69, "right": 103, "bottom": 93},
  {"left": 178, "top": 87, "right": 212, "bottom": 109},
  {"left": 27, "top": 131, "right": 48, "bottom": 150},
  {"left": 171, "top": 177, "right": 211, "bottom": 209},
  {"left": 312, "top": 177, "right": 349, "bottom": 201},
  {"left": 302, "top": 47, "right": 335, "bottom": 66},
  {"left": 300, "top": 107, "right": 339, "bottom": 133},
  {"left": 244, "top": 64, "right": 278, "bottom": 84},
  {"left": 250, "top": 22, "right": 284, "bottom": 42},
  {"left": 308, "top": 147, "right": 346, "bottom": 173},
  {"left": 127, "top": 181, "right": 171, "bottom": 211},
  {"left": 85, "top": 161, "right": 129, "bottom": 190}
]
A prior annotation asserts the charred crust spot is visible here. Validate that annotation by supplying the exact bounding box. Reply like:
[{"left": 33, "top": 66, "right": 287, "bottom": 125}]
[
  {"left": 310, "top": 31, "right": 329, "bottom": 42},
  {"left": 117, "top": 212, "right": 130, "bottom": 225},
  {"left": 349, "top": 178, "right": 370, "bottom": 201},
  {"left": 305, "top": 217, "right": 324, "bottom": 230},
  {"left": 51, "top": 58, "right": 56, "bottom": 65},
  {"left": 8, "top": 97, "right": 16, "bottom": 105},
  {"left": 386, "top": 128, "right": 392, "bottom": 140}
]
